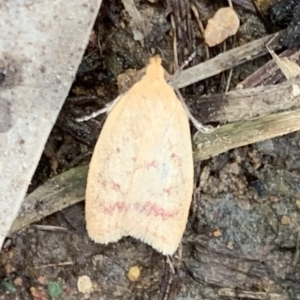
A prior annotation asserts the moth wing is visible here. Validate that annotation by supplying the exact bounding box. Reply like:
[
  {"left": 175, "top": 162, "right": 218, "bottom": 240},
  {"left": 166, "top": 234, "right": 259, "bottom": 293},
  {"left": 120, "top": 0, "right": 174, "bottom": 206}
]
[{"left": 86, "top": 79, "right": 193, "bottom": 255}]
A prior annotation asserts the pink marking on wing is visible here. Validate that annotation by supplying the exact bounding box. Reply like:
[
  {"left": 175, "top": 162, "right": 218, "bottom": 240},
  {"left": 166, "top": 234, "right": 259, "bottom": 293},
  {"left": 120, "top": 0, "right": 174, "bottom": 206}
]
[
  {"left": 111, "top": 181, "right": 121, "bottom": 192},
  {"left": 135, "top": 160, "right": 158, "bottom": 172},
  {"left": 101, "top": 179, "right": 107, "bottom": 188},
  {"left": 171, "top": 153, "right": 178, "bottom": 159},
  {"left": 163, "top": 186, "right": 174, "bottom": 196},
  {"left": 133, "top": 201, "right": 177, "bottom": 221},
  {"left": 145, "top": 160, "right": 157, "bottom": 170},
  {"left": 170, "top": 153, "right": 182, "bottom": 165},
  {"left": 100, "top": 202, "right": 125, "bottom": 215}
]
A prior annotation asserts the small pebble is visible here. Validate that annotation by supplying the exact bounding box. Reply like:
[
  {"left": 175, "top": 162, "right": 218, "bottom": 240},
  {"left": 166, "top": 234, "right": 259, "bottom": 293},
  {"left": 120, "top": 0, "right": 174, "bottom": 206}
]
[
  {"left": 213, "top": 229, "right": 222, "bottom": 237},
  {"left": 77, "top": 275, "right": 93, "bottom": 294},
  {"left": 127, "top": 266, "right": 141, "bottom": 282},
  {"left": 227, "top": 241, "right": 234, "bottom": 250},
  {"left": 281, "top": 215, "right": 291, "bottom": 225}
]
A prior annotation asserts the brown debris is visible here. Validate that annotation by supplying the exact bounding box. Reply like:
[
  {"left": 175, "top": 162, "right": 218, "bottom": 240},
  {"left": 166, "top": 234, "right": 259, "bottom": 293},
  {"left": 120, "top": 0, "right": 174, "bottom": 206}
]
[{"left": 30, "top": 287, "right": 48, "bottom": 300}]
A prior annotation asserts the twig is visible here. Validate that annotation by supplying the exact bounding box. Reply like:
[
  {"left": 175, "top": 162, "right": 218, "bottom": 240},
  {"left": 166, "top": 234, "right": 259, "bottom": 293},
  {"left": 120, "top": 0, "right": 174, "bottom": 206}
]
[
  {"left": 225, "top": 68, "right": 233, "bottom": 92},
  {"left": 292, "top": 231, "right": 300, "bottom": 268},
  {"left": 174, "top": 31, "right": 284, "bottom": 88},
  {"left": 171, "top": 14, "right": 179, "bottom": 71},
  {"left": 190, "top": 3, "right": 209, "bottom": 60},
  {"left": 31, "top": 225, "right": 68, "bottom": 232},
  {"left": 35, "top": 261, "right": 74, "bottom": 269},
  {"left": 9, "top": 165, "right": 88, "bottom": 234},
  {"left": 232, "top": 0, "right": 255, "bottom": 13},
  {"left": 218, "top": 288, "right": 288, "bottom": 299},
  {"left": 193, "top": 108, "right": 300, "bottom": 161}
]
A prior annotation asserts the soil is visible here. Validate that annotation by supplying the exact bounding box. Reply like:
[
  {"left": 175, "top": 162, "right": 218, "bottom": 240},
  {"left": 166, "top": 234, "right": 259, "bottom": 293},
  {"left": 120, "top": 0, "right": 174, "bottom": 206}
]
[{"left": 1, "top": 0, "right": 300, "bottom": 299}]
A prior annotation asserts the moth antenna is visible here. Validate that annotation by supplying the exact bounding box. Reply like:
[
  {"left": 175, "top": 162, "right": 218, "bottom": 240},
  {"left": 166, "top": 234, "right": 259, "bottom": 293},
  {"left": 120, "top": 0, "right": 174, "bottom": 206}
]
[
  {"left": 76, "top": 94, "right": 123, "bottom": 122},
  {"left": 169, "top": 51, "right": 196, "bottom": 86},
  {"left": 168, "top": 51, "right": 214, "bottom": 133},
  {"left": 175, "top": 88, "right": 214, "bottom": 133},
  {"left": 178, "top": 51, "right": 196, "bottom": 72}
]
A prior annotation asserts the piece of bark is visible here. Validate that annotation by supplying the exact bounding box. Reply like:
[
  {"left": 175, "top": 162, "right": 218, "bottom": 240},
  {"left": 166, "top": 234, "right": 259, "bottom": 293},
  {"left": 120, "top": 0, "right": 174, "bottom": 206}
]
[
  {"left": 239, "top": 48, "right": 300, "bottom": 88},
  {"left": 218, "top": 288, "right": 287, "bottom": 299},
  {"left": 193, "top": 108, "right": 300, "bottom": 161},
  {"left": 186, "top": 77, "right": 300, "bottom": 123},
  {"left": 121, "top": 0, "right": 151, "bottom": 41},
  {"left": 0, "top": 0, "right": 103, "bottom": 249},
  {"left": 232, "top": 0, "right": 256, "bottom": 13},
  {"left": 9, "top": 165, "right": 87, "bottom": 234}
]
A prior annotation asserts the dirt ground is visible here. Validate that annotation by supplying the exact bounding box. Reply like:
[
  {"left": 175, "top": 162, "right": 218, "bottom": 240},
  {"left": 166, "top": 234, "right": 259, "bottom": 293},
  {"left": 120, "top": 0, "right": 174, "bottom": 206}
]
[{"left": 1, "top": 0, "right": 300, "bottom": 299}]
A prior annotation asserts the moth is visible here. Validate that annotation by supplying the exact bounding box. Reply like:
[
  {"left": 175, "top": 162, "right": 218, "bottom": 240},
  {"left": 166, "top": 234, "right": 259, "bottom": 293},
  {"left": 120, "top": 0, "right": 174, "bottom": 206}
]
[{"left": 85, "top": 56, "right": 194, "bottom": 255}]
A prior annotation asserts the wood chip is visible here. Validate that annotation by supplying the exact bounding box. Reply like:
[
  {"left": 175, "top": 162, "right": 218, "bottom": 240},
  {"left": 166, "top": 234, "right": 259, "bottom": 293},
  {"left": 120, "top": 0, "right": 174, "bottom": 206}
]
[
  {"left": 267, "top": 47, "right": 300, "bottom": 80},
  {"left": 204, "top": 7, "right": 240, "bottom": 47}
]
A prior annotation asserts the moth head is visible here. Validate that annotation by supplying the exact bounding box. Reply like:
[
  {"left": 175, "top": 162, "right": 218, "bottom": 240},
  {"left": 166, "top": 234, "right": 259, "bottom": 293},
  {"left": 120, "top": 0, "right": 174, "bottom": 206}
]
[{"left": 145, "top": 56, "right": 165, "bottom": 81}]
